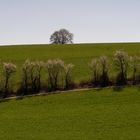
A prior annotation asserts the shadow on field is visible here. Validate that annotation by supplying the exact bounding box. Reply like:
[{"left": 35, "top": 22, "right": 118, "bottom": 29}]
[
  {"left": 0, "top": 98, "right": 11, "bottom": 103},
  {"left": 95, "top": 88, "right": 103, "bottom": 91},
  {"left": 113, "top": 86, "right": 124, "bottom": 92},
  {"left": 16, "top": 96, "right": 24, "bottom": 101},
  {"left": 137, "top": 85, "right": 140, "bottom": 90}
]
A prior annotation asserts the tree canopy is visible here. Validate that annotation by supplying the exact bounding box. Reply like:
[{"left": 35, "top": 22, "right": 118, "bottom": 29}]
[{"left": 50, "top": 29, "right": 73, "bottom": 44}]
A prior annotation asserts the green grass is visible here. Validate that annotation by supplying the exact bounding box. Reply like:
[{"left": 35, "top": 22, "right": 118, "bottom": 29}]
[
  {"left": 0, "top": 86, "right": 140, "bottom": 140},
  {"left": 0, "top": 43, "right": 140, "bottom": 139},
  {"left": 0, "top": 43, "right": 140, "bottom": 82}
]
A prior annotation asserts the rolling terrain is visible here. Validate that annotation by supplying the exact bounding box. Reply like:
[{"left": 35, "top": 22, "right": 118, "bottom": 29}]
[
  {"left": 0, "top": 87, "right": 140, "bottom": 140},
  {"left": 0, "top": 43, "right": 140, "bottom": 82},
  {"left": 0, "top": 43, "right": 140, "bottom": 139}
]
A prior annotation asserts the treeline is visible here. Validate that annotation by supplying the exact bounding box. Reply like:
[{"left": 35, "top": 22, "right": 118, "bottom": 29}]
[
  {"left": 0, "top": 50, "right": 140, "bottom": 98},
  {"left": 0, "top": 59, "right": 74, "bottom": 98},
  {"left": 89, "top": 50, "right": 140, "bottom": 87}
]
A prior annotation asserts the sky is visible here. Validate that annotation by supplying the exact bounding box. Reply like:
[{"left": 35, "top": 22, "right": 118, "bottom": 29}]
[{"left": 0, "top": 0, "right": 140, "bottom": 45}]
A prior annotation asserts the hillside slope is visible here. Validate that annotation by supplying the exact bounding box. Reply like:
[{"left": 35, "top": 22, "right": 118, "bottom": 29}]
[
  {"left": 0, "top": 43, "right": 140, "bottom": 82},
  {"left": 0, "top": 87, "right": 140, "bottom": 140}
]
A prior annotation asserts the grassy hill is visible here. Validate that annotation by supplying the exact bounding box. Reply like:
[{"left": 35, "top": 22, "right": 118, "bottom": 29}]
[
  {"left": 0, "top": 86, "right": 140, "bottom": 140},
  {"left": 0, "top": 43, "right": 140, "bottom": 82},
  {"left": 0, "top": 43, "right": 140, "bottom": 139}
]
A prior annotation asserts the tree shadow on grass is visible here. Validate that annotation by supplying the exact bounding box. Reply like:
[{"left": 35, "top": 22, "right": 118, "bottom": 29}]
[
  {"left": 113, "top": 86, "right": 124, "bottom": 92},
  {"left": 0, "top": 98, "right": 12, "bottom": 103},
  {"left": 136, "top": 85, "right": 140, "bottom": 92},
  {"left": 16, "top": 96, "right": 24, "bottom": 101},
  {"left": 94, "top": 87, "right": 104, "bottom": 92}
]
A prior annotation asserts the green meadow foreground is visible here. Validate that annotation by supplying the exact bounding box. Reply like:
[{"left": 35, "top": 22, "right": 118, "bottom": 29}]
[
  {"left": 0, "top": 87, "right": 140, "bottom": 140},
  {"left": 0, "top": 43, "right": 140, "bottom": 82}
]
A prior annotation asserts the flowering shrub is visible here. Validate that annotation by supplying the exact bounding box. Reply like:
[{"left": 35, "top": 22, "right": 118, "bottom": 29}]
[
  {"left": 21, "top": 60, "right": 32, "bottom": 94},
  {"left": 130, "top": 56, "right": 140, "bottom": 84},
  {"left": 33, "top": 61, "right": 44, "bottom": 91},
  {"left": 99, "top": 56, "right": 109, "bottom": 87},
  {"left": 45, "top": 59, "right": 64, "bottom": 91},
  {"left": 2, "top": 62, "right": 16, "bottom": 97},
  {"left": 89, "top": 58, "right": 99, "bottom": 85},
  {"left": 63, "top": 63, "right": 74, "bottom": 89},
  {"left": 114, "top": 50, "right": 129, "bottom": 85},
  {"left": 21, "top": 60, "right": 44, "bottom": 94}
]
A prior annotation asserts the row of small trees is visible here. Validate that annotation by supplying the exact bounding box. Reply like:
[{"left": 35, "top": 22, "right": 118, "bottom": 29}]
[
  {"left": 0, "top": 59, "right": 74, "bottom": 98},
  {"left": 89, "top": 50, "right": 140, "bottom": 86},
  {"left": 0, "top": 50, "right": 140, "bottom": 98}
]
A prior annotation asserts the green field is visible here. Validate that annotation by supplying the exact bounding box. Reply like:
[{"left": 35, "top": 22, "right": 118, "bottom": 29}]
[
  {"left": 0, "top": 43, "right": 140, "bottom": 139},
  {"left": 0, "top": 43, "right": 140, "bottom": 82},
  {"left": 0, "top": 87, "right": 139, "bottom": 140}
]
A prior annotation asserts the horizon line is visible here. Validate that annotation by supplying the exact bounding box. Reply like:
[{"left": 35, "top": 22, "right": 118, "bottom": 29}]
[{"left": 0, "top": 41, "right": 140, "bottom": 46}]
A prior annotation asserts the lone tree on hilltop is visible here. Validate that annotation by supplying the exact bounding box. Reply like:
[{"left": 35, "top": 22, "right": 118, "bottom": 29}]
[{"left": 50, "top": 29, "right": 73, "bottom": 44}]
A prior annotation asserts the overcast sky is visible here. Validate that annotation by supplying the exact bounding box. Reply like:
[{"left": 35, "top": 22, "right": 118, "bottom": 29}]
[{"left": 0, "top": 0, "right": 140, "bottom": 45}]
